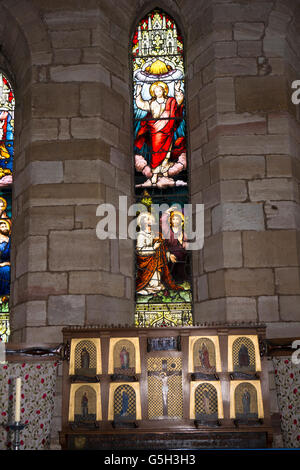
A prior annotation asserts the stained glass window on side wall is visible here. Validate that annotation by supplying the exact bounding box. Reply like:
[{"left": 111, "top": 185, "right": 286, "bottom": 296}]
[
  {"left": 132, "top": 9, "right": 193, "bottom": 327},
  {"left": 0, "top": 73, "right": 14, "bottom": 342}
]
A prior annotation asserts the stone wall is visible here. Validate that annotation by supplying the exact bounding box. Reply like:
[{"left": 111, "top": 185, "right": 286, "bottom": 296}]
[
  {"left": 0, "top": 0, "right": 299, "bottom": 449},
  {"left": 186, "top": 0, "right": 300, "bottom": 338},
  {"left": 0, "top": 0, "right": 299, "bottom": 346}
]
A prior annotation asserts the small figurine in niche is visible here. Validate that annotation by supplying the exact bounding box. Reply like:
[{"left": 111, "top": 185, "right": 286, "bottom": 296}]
[
  {"left": 73, "top": 385, "right": 97, "bottom": 424},
  {"left": 113, "top": 339, "right": 136, "bottom": 377},
  {"left": 232, "top": 337, "right": 256, "bottom": 373},
  {"left": 239, "top": 344, "right": 250, "bottom": 368},
  {"left": 120, "top": 346, "right": 130, "bottom": 370},
  {"left": 81, "top": 347, "right": 90, "bottom": 369},
  {"left": 202, "top": 389, "right": 210, "bottom": 415},
  {"left": 193, "top": 338, "right": 217, "bottom": 375},
  {"left": 120, "top": 390, "right": 129, "bottom": 416},
  {"left": 242, "top": 387, "right": 251, "bottom": 415},
  {"left": 195, "top": 383, "right": 218, "bottom": 421},
  {"left": 114, "top": 385, "right": 136, "bottom": 421},
  {"left": 73, "top": 340, "right": 98, "bottom": 377},
  {"left": 81, "top": 392, "right": 89, "bottom": 419},
  {"left": 235, "top": 382, "right": 258, "bottom": 420},
  {"left": 199, "top": 342, "right": 211, "bottom": 370}
]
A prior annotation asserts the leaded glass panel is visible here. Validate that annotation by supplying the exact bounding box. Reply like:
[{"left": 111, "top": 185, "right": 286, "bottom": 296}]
[{"left": 132, "top": 10, "right": 192, "bottom": 327}]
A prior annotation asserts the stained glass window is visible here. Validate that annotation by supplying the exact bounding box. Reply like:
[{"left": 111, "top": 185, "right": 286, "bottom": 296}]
[
  {"left": 132, "top": 9, "right": 193, "bottom": 327},
  {"left": 0, "top": 72, "right": 14, "bottom": 342}
]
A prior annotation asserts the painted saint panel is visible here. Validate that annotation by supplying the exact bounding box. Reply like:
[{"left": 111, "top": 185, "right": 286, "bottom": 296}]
[
  {"left": 113, "top": 339, "right": 136, "bottom": 376},
  {"left": 0, "top": 73, "right": 14, "bottom": 342},
  {"left": 230, "top": 380, "right": 264, "bottom": 420},
  {"left": 113, "top": 384, "right": 136, "bottom": 421},
  {"left": 68, "top": 383, "right": 102, "bottom": 423},
  {"left": 190, "top": 381, "right": 224, "bottom": 420},
  {"left": 108, "top": 337, "right": 141, "bottom": 375},
  {"left": 69, "top": 338, "right": 102, "bottom": 377},
  {"left": 234, "top": 383, "right": 258, "bottom": 419},
  {"left": 189, "top": 336, "right": 222, "bottom": 374},
  {"left": 228, "top": 335, "right": 261, "bottom": 373},
  {"left": 193, "top": 338, "right": 217, "bottom": 374},
  {"left": 108, "top": 382, "right": 142, "bottom": 421}
]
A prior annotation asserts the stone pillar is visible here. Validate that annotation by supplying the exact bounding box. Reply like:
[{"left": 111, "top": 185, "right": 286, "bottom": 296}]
[
  {"left": 7, "top": 2, "right": 135, "bottom": 342},
  {"left": 187, "top": 0, "right": 300, "bottom": 337}
]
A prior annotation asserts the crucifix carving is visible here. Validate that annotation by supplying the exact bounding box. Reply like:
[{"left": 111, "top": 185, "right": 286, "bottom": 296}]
[{"left": 148, "top": 359, "right": 182, "bottom": 417}]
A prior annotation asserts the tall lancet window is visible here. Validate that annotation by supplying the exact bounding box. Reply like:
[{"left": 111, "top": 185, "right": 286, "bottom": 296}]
[
  {"left": 132, "top": 9, "right": 192, "bottom": 327},
  {"left": 0, "top": 73, "right": 14, "bottom": 341}
]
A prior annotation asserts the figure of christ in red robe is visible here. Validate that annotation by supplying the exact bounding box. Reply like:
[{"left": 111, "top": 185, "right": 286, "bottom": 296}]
[{"left": 135, "top": 81, "right": 186, "bottom": 185}]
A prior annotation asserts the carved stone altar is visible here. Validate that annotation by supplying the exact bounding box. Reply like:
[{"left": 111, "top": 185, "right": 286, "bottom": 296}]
[{"left": 59, "top": 324, "right": 273, "bottom": 450}]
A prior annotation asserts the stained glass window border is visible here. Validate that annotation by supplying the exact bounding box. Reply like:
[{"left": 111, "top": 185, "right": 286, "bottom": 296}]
[
  {"left": 0, "top": 71, "right": 14, "bottom": 342},
  {"left": 131, "top": 8, "right": 193, "bottom": 328}
]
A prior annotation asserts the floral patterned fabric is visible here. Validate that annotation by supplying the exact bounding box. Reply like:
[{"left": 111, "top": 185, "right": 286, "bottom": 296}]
[
  {"left": 0, "top": 361, "right": 58, "bottom": 450},
  {"left": 273, "top": 357, "right": 300, "bottom": 448}
]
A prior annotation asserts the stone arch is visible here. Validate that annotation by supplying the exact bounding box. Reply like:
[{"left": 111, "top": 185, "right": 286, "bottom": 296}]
[
  {"left": 0, "top": 0, "right": 51, "bottom": 89},
  {"left": 129, "top": 1, "right": 186, "bottom": 40}
]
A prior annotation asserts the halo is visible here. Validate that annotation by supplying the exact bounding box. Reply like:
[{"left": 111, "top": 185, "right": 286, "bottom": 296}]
[
  {"left": 170, "top": 210, "right": 184, "bottom": 221},
  {"left": 149, "top": 81, "right": 169, "bottom": 98},
  {"left": 0, "top": 218, "right": 11, "bottom": 233},
  {"left": 0, "top": 197, "right": 7, "bottom": 210}
]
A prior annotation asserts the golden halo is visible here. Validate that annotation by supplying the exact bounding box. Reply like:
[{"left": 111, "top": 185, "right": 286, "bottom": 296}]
[
  {"left": 149, "top": 81, "right": 169, "bottom": 98},
  {"left": 0, "top": 197, "right": 7, "bottom": 210},
  {"left": 0, "top": 218, "right": 11, "bottom": 233},
  {"left": 170, "top": 210, "right": 184, "bottom": 221}
]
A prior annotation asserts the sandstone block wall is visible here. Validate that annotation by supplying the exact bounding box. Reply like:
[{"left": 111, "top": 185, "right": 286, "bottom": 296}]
[
  {"left": 187, "top": 0, "right": 300, "bottom": 338},
  {"left": 0, "top": 0, "right": 298, "bottom": 344}
]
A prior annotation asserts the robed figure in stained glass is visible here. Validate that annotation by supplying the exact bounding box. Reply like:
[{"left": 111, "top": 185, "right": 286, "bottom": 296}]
[
  {"left": 136, "top": 212, "right": 183, "bottom": 296},
  {"left": 161, "top": 208, "right": 189, "bottom": 284},
  {"left": 135, "top": 80, "right": 185, "bottom": 186}
]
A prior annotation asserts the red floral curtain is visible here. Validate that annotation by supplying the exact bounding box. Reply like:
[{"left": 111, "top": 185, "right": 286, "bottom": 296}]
[
  {"left": 273, "top": 357, "right": 300, "bottom": 448},
  {"left": 0, "top": 361, "right": 58, "bottom": 449}
]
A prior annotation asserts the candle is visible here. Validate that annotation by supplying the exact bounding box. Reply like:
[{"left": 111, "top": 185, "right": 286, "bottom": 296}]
[{"left": 15, "top": 377, "right": 21, "bottom": 423}]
